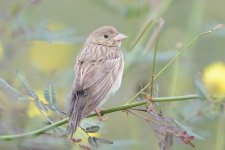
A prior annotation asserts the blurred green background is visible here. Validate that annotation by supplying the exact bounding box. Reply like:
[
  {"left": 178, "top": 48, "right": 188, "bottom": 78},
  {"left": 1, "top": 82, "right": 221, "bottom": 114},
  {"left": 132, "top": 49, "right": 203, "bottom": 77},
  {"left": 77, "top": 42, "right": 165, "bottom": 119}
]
[{"left": 0, "top": 0, "right": 225, "bottom": 149}]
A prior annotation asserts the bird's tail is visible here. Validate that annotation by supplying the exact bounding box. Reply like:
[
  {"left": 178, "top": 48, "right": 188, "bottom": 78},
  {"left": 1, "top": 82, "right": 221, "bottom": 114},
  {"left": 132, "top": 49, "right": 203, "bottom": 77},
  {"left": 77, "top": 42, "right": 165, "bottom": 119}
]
[{"left": 67, "top": 92, "right": 85, "bottom": 138}]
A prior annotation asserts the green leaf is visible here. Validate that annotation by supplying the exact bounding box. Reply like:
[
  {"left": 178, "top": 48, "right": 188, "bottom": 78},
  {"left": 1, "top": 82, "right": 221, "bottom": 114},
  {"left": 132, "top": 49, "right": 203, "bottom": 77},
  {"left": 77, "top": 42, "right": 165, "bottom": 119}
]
[
  {"left": 43, "top": 84, "right": 61, "bottom": 116},
  {"left": 0, "top": 78, "right": 21, "bottom": 99},
  {"left": 95, "top": 137, "right": 113, "bottom": 145},
  {"left": 17, "top": 70, "right": 48, "bottom": 112},
  {"left": 40, "top": 101, "right": 48, "bottom": 112},
  {"left": 88, "top": 136, "right": 98, "bottom": 147},
  {"left": 88, "top": 136, "right": 113, "bottom": 147},
  {"left": 85, "top": 126, "right": 100, "bottom": 133},
  {"left": 174, "top": 120, "right": 205, "bottom": 141},
  {"left": 44, "top": 84, "right": 56, "bottom": 105}
]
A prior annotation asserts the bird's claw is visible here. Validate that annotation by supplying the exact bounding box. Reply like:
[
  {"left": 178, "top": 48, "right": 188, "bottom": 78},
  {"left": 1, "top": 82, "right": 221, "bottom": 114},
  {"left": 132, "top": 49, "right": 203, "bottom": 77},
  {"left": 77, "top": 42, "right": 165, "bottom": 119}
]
[{"left": 95, "top": 108, "right": 108, "bottom": 121}]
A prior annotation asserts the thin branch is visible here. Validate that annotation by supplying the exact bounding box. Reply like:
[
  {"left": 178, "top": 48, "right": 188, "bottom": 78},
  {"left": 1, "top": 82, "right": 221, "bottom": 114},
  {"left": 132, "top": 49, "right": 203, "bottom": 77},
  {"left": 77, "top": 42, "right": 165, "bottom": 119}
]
[
  {"left": 129, "top": 0, "right": 174, "bottom": 51},
  {"left": 0, "top": 94, "right": 199, "bottom": 140},
  {"left": 150, "top": 19, "right": 163, "bottom": 99},
  {"left": 126, "top": 26, "right": 223, "bottom": 104},
  {"left": 144, "top": 18, "right": 164, "bottom": 53},
  {"left": 129, "top": 18, "right": 156, "bottom": 51}
]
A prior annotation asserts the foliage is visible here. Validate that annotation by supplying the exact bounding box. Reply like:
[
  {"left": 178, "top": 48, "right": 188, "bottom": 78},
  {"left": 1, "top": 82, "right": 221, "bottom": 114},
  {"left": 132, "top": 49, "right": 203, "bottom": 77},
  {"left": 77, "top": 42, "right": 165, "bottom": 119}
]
[{"left": 0, "top": 0, "right": 225, "bottom": 150}]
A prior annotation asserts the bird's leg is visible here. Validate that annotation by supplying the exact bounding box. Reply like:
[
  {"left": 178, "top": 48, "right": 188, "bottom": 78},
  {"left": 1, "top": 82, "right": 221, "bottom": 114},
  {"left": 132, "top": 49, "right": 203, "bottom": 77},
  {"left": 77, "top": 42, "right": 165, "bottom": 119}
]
[
  {"left": 70, "top": 137, "right": 82, "bottom": 143},
  {"left": 94, "top": 108, "right": 108, "bottom": 121}
]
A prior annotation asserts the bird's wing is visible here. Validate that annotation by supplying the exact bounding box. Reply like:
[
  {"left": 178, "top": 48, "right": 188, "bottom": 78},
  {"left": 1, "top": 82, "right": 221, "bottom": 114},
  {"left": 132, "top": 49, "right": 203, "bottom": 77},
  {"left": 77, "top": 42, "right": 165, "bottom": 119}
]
[{"left": 72, "top": 47, "right": 123, "bottom": 117}]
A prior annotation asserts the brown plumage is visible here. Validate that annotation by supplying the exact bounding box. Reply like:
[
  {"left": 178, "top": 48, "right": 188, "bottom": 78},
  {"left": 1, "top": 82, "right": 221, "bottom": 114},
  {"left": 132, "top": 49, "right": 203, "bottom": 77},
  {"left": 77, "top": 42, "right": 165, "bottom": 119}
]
[{"left": 67, "top": 26, "right": 127, "bottom": 137}]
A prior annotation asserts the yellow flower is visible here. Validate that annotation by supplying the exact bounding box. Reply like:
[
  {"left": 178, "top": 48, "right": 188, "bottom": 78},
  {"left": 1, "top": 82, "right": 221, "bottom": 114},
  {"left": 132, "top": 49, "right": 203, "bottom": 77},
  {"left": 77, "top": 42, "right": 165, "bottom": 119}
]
[
  {"left": 28, "top": 22, "right": 75, "bottom": 72},
  {"left": 202, "top": 62, "right": 225, "bottom": 99},
  {"left": 27, "top": 90, "right": 51, "bottom": 118},
  {"left": 28, "top": 41, "right": 74, "bottom": 72},
  {"left": 72, "top": 126, "right": 100, "bottom": 149}
]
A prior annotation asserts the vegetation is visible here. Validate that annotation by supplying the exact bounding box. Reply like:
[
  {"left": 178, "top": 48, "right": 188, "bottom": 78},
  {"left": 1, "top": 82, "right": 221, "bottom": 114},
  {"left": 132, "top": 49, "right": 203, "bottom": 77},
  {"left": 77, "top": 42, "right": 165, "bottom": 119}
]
[{"left": 0, "top": 0, "right": 224, "bottom": 150}]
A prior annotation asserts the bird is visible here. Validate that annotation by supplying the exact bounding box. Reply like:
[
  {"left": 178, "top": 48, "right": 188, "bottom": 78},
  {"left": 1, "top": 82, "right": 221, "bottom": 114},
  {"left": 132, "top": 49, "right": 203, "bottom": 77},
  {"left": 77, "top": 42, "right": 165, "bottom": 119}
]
[{"left": 67, "top": 26, "right": 127, "bottom": 137}]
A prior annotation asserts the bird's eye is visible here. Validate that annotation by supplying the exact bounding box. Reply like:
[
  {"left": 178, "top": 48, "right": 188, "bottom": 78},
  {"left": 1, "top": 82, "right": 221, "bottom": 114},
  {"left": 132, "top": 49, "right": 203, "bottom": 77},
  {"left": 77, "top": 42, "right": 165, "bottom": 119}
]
[{"left": 104, "top": 34, "right": 109, "bottom": 38}]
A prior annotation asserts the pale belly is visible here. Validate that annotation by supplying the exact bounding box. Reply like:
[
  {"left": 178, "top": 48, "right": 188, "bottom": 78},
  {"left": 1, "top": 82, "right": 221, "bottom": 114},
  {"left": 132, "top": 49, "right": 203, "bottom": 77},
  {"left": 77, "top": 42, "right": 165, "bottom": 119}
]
[{"left": 97, "top": 62, "right": 124, "bottom": 108}]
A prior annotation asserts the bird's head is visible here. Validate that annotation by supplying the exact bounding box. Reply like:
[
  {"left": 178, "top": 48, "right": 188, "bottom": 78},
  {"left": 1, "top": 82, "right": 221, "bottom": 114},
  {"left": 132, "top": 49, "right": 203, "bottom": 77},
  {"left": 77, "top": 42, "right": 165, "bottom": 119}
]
[{"left": 86, "top": 26, "right": 127, "bottom": 47}]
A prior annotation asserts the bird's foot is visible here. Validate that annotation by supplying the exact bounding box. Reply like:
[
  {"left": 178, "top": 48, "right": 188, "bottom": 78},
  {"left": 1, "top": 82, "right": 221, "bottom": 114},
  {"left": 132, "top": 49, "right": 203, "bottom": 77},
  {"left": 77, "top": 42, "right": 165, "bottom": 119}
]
[
  {"left": 95, "top": 108, "right": 108, "bottom": 121},
  {"left": 70, "top": 137, "right": 82, "bottom": 143}
]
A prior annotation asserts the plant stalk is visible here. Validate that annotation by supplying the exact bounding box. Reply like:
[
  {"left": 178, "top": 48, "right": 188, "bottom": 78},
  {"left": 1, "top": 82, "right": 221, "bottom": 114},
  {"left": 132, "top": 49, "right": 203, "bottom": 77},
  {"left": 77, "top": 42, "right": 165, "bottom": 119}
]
[{"left": 0, "top": 94, "right": 199, "bottom": 140}]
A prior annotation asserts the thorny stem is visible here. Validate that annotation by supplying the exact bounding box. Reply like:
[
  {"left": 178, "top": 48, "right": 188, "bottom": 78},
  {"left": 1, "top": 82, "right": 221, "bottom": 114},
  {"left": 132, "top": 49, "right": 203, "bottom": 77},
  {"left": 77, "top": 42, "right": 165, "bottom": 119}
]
[{"left": 0, "top": 94, "right": 199, "bottom": 140}]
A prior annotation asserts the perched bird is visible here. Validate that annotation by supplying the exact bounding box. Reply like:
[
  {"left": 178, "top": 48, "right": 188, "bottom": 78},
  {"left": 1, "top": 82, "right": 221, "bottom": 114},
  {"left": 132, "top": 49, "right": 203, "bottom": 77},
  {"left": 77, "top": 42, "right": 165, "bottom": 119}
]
[{"left": 67, "top": 26, "right": 127, "bottom": 137}]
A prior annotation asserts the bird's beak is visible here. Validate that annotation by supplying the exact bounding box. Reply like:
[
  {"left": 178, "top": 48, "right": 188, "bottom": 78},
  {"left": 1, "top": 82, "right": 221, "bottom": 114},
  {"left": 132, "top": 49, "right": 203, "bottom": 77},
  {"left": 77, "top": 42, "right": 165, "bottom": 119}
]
[{"left": 113, "top": 33, "right": 128, "bottom": 41}]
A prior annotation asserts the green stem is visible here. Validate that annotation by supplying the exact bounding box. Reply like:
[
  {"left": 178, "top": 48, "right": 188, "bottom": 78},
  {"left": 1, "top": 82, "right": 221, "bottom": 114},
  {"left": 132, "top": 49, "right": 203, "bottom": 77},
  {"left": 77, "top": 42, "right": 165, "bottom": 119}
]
[
  {"left": 126, "top": 27, "right": 220, "bottom": 104},
  {"left": 150, "top": 19, "right": 161, "bottom": 98},
  {"left": 0, "top": 94, "right": 199, "bottom": 141},
  {"left": 129, "top": 0, "right": 174, "bottom": 51},
  {"left": 129, "top": 19, "right": 155, "bottom": 51}
]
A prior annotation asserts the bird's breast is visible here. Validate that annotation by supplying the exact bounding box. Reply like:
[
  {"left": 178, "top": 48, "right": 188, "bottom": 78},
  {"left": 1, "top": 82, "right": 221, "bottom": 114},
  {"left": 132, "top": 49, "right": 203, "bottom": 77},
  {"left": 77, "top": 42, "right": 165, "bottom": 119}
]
[
  {"left": 97, "top": 51, "right": 124, "bottom": 108},
  {"left": 110, "top": 60, "right": 124, "bottom": 95}
]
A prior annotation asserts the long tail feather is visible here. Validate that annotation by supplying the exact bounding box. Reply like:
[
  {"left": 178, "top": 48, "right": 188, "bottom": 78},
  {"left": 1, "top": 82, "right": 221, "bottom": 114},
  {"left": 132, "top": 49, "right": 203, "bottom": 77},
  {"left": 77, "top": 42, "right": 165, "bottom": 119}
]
[{"left": 67, "top": 91, "right": 85, "bottom": 138}]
